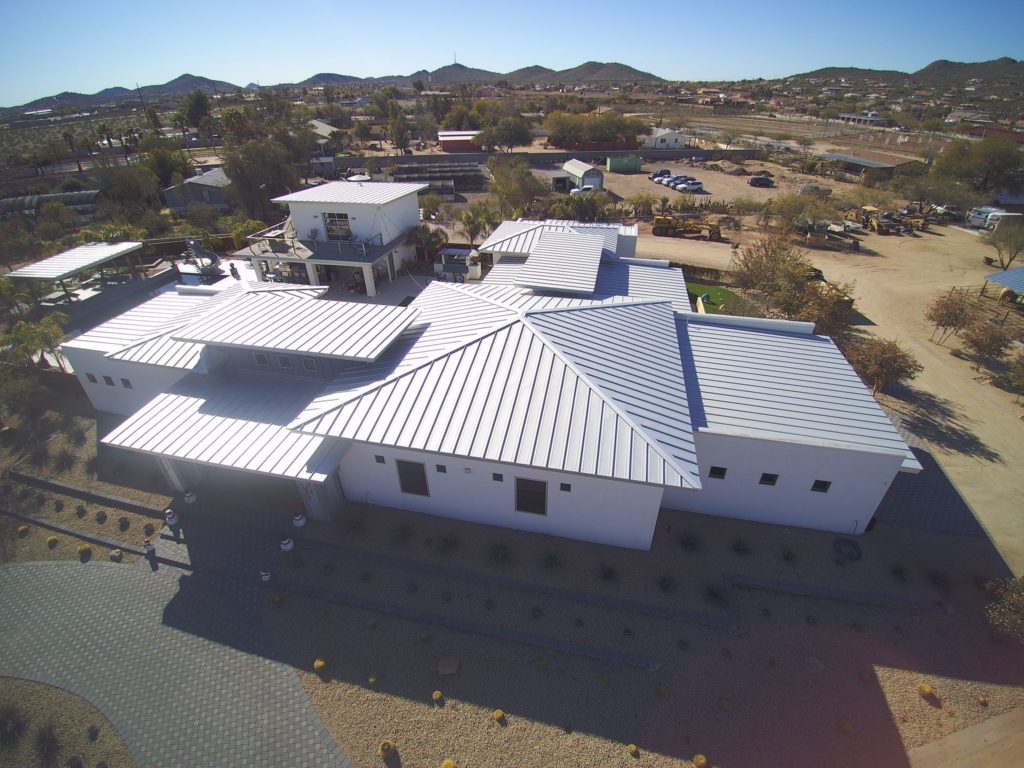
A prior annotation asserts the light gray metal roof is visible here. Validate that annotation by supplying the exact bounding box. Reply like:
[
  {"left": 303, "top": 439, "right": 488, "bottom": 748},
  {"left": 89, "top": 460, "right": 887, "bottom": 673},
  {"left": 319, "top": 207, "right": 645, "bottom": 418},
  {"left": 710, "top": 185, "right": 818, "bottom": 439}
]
[
  {"left": 563, "top": 159, "right": 597, "bottom": 178},
  {"left": 514, "top": 230, "right": 604, "bottom": 295},
  {"left": 172, "top": 292, "right": 418, "bottom": 361},
  {"left": 296, "top": 299, "right": 700, "bottom": 488},
  {"left": 183, "top": 167, "right": 231, "bottom": 188},
  {"left": 478, "top": 219, "right": 627, "bottom": 258},
  {"left": 9, "top": 242, "right": 143, "bottom": 281},
  {"left": 293, "top": 282, "right": 518, "bottom": 426},
  {"left": 986, "top": 265, "right": 1024, "bottom": 294},
  {"left": 593, "top": 260, "right": 691, "bottom": 312},
  {"left": 679, "top": 316, "right": 921, "bottom": 471},
  {"left": 61, "top": 292, "right": 213, "bottom": 355},
  {"left": 102, "top": 372, "right": 341, "bottom": 482},
  {"left": 272, "top": 181, "right": 427, "bottom": 206},
  {"left": 461, "top": 284, "right": 626, "bottom": 311}
]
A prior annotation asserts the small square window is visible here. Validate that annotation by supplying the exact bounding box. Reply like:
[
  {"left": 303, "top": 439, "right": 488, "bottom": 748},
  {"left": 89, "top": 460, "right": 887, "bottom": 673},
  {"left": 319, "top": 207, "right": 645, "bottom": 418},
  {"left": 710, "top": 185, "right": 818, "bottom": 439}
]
[
  {"left": 278, "top": 355, "right": 292, "bottom": 368},
  {"left": 253, "top": 352, "right": 268, "bottom": 366},
  {"left": 492, "top": 473, "right": 503, "bottom": 482},
  {"left": 709, "top": 466, "right": 727, "bottom": 480},
  {"left": 560, "top": 482, "right": 572, "bottom": 492},
  {"left": 103, "top": 376, "right": 114, "bottom": 386},
  {"left": 120, "top": 378, "right": 133, "bottom": 389},
  {"left": 811, "top": 479, "right": 832, "bottom": 493},
  {"left": 85, "top": 373, "right": 97, "bottom": 383},
  {"left": 759, "top": 473, "right": 779, "bottom": 487},
  {"left": 374, "top": 455, "right": 385, "bottom": 464},
  {"left": 301, "top": 357, "right": 318, "bottom": 372},
  {"left": 436, "top": 464, "right": 447, "bottom": 473}
]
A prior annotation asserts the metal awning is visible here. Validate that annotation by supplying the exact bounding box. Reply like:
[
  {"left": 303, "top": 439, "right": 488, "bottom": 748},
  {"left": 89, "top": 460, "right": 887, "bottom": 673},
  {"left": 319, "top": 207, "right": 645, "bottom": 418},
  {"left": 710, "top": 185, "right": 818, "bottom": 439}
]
[{"left": 9, "top": 242, "right": 143, "bottom": 281}]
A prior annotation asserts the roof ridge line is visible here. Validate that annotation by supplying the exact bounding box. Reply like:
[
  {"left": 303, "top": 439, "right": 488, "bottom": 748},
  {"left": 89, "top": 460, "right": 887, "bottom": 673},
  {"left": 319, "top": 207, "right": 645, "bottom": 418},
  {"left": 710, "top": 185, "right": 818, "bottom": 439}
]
[
  {"left": 290, "top": 317, "right": 520, "bottom": 432},
  {"left": 521, "top": 297, "right": 671, "bottom": 318},
  {"left": 520, "top": 308, "right": 700, "bottom": 489}
]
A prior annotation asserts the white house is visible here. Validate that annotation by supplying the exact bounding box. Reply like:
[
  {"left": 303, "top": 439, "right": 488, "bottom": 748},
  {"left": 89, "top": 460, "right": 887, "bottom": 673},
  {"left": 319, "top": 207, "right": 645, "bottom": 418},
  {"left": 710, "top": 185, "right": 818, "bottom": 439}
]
[
  {"left": 72, "top": 220, "right": 919, "bottom": 548},
  {"left": 643, "top": 127, "right": 689, "bottom": 149},
  {"left": 240, "top": 181, "right": 427, "bottom": 297}
]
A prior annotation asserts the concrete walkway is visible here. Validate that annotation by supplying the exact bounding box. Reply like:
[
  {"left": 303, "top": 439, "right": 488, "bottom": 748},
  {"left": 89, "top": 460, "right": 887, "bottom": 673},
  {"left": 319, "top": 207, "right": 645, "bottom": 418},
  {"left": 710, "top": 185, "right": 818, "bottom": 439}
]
[
  {"left": 908, "top": 707, "right": 1024, "bottom": 767},
  {"left": 0, "top": 561, "right": 350, "bottom": 768}
]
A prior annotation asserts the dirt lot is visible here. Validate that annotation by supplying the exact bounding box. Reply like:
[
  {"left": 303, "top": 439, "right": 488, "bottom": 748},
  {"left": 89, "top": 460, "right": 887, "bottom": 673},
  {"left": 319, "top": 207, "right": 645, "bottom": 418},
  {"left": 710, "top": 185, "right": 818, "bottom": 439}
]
[
  {"left": 633, "top": 221, "right": 1024, "bottom": 574},
  {"left": 600, "top": 159, "right": 862, "bottom": 208}
]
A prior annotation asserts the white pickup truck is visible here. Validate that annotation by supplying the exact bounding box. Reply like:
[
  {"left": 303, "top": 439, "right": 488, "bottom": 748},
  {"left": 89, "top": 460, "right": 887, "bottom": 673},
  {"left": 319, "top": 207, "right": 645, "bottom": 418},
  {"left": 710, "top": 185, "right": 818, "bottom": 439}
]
[{"left": 966, "top": 207, "right": 1023, "bottom": 230}]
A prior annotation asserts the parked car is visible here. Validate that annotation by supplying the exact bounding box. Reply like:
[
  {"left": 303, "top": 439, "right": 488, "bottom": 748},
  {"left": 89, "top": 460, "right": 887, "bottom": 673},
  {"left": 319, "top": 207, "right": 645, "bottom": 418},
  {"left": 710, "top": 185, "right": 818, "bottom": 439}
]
[
  {"left": 570, "top": 185, "right": 597, "bottom": 196},
  {"left": 797, "top": 184, "right": 832, "bottom": 198},
  {"left": 748, "top": 175, "right": 774, "bottom": 187},
  {"left": 648, "top": 168, "right": 671, "bottom": 180},
  {"left": 677, "top": 180, "right": 704, "bottom": 193},
  {"left": 656, "top": 175, "right": 679, "bottom": 185}
]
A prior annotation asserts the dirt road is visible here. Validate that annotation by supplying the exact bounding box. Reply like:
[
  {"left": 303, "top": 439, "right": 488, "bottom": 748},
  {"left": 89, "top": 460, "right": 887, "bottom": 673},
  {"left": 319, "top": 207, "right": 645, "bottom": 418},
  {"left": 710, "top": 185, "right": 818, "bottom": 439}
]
[{"left": 637, "top": 224, "right": 1024, "bottom": 573}]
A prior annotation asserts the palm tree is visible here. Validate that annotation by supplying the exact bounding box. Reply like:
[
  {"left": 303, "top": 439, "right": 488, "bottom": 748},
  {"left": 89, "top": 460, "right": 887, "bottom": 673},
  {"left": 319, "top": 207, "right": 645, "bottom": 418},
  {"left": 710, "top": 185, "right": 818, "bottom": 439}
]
[
  {"left": 0, "top": 277, "right": 31, "bottom": 322},
  {"left": 657, "top": 196, "right": 672, "bottom": 217},
  {"left": 457, "top": 203, "right": 498, "bottom": 248},
  {"left": 405, "top": 224, "right": 449, "bottom": 263}
]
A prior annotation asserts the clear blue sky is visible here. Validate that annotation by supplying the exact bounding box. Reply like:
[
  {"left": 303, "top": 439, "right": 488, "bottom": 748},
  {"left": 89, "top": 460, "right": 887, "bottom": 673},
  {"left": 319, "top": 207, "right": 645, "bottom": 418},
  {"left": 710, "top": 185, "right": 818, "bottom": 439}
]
[{"left": 2, "top": 0, "right": 1022, "bottom": 107}]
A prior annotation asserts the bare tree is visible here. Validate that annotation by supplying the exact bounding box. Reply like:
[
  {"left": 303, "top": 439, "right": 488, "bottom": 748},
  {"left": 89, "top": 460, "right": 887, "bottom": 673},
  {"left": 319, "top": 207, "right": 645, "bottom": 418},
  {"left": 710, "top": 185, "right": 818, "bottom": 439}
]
[
  {"left": 982, "top": 222, "right": 1024, "bottom": 270},
  {"left": 961, "top": 320, "right": 1014, "bottom": 372}
]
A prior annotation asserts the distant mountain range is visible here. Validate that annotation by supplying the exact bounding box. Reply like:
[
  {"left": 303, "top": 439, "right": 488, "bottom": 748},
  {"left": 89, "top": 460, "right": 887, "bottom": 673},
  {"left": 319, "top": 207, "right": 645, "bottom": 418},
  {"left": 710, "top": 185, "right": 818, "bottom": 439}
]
[
  {"left": 789, "top": 56, "right": 1024, "bottom": 86},
  {"left": 2, "top": 61, "right": 660, "bottom": 115}
]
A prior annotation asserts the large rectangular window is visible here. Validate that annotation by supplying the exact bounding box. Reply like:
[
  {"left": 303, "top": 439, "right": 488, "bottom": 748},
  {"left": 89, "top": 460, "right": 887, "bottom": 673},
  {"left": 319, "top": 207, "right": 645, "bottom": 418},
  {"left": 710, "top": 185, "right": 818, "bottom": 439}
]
[
  {"left": 516, "top": 478, "right": 547, "bottom": 516},
  {"left": 396, "top": 460, "right": 429, "bottom": 496},
  {"left": 322, "top": 212, "right": 352, "bottom": 241}
]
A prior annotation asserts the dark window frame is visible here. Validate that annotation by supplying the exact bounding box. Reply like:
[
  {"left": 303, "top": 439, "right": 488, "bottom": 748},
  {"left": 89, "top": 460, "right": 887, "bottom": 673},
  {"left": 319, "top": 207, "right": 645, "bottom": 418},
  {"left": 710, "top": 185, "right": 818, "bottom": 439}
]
[
  {"left": 436, "top": 464, "right": 447, "bottom": 474},
  {"left": 492, "top": 473, "right": 504, "bottom": 482},
  {"left": 374, "top": 455, "right": 385, "bottom": 464},
  {"left": 85, "top": 373, "right": 97, "bottom": 383},
  {"left": 811, "top": 479, "right": 832, "bottom": 493},
  {"left": 253, "top": 352, "right": 268, "bottom": 366},
  {"left": 120, "top": 378, "right": 133, "bottom": 389},
  {"left": 301, "top": 357, "right": 318, "bottom": 372},
  {"left": 708, "top": 466, "right": 727, "bottom": 480},
  {"left": 103, "top": 375, "right": 115, "bottom": 386},
  {"left": 559, "top": 482, "right": 572, "bottom": 492},
  {"left": 277, "top": 355, "right": 292, "bottom": 369},
  {"left": 515, "top": 477, "right": 547, "bottom": 516},
  {"left": 396, "top": 459, "right": 430, "bottom": 497},
  {"left": 759, "top": 472, "right": 779, "bottom": 487}
]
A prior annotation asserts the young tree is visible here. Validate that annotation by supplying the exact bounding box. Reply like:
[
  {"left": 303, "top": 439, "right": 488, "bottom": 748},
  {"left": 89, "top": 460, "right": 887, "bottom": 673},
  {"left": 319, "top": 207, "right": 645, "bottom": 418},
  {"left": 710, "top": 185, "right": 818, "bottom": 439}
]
[
  {"left": 456, "top": 202, "right": 498, "bottom": 247},
  {"left": 405, "top": 224, "right": 449, "bottom": 262},
  {"left": 925, "top": 290, "right": 972, "bottom": 344},
  {"left": 730, "top": 237, "right": 814, "bottom": 315},
  {"left": 61, "top": 129, "right": 84, "bottom": 173},
  {"left": 387, "top": 105, "right": 410, "bottom": 151},
  {"left": 182, "top": 89, "right": 212, "bottom": 129},
  {"left": 961, "top": 320, "right": 1014, "bottom": 372},
  {"left": 486, "top": 156, "right": 548, "bottom": 219},
  {"left": 352, "top": 121, "right": 372, "bottom": 146},
  {"left": 982, "top": 221, "right": 1024, "bottom": 270},
  {"left": 230, "top": 219, "right": 268, "bottom": 249},
  {"left": 419, "top": 192, "right": 443, "bottom": 220},
  {"left": 845, "top": 337, "right": 923, "bottom": 395},
  {"left": 794, "top": 281, "right": 856, "bottom": 346},
  {"left": 476, "top": 117, "right": 533, "bottom": 153},
  {"left": 223, "top": 139, "right": 297, "bottom": 219}
]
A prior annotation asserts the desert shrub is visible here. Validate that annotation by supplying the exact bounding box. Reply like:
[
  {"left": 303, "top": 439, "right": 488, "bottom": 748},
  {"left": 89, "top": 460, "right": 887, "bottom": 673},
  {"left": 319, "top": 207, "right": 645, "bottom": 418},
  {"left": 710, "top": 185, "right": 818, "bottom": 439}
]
[
  {"left": 17, "top": 524, "right": 29, "bottom": 538},
  {"left": 77, "top": 543, "right": 92, "bottom": 562},
  {"left": 488, "top": 543, "right": 513, "bottom": 567},
  {"left": 46, "top": 535, "right": 59, "bottom": 549},
  {"left": 492, "top": 709, "right": 505, "bottom": 722},
  {"left": 94, "top": 510, "right": 107, "bottom": 524},
  {"left": 627, "top": 743, "right": 640, "bottom": 758},
  {"left": 985, "top": 577, "right": 1024, "bottom": 645},
  {"left": 705, "top": 584, "right": 727, "bottom": 605},
  {"left": 432, "top": 690, "right": 443, "bottom": 703},
  {"left": 117, "top": 516, "right": 130, "bottom": 532},
  {"left": 678, "top": 533, "right": 701, "bottom": 552},
  {"left": 53, "top": 449, "right": 77, "bottom": 472},
  {"left": 313, "top": 658, "right": 327, "bottom": 672},
  {"left": 143, "top": 523, "right": 155, "bottom": 537},
  {"left": 0, "top": 704, "right": 27, "bottom": 749},
  {"left": 378, "top": 739, "right": 395, "bottom": 757},
  {"left": 53, "top": 499, "right": 64, "bottom": 513},
  {"left": 75, "top": 505, "right": 87, "bottom": 518},
  {"left": 34, "top": 722, "right": 59, "bottom": 767}
]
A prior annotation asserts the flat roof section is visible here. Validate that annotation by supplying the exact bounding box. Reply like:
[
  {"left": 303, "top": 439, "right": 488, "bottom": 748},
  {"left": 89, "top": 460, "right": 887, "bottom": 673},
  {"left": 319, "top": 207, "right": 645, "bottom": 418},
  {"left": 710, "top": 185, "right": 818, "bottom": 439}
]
[
  {"left": 9, "top": 242, "right": 143, "bottom": 281},
  {"left": 272, "top": 181, "right": 427, "bottom": 206},
  {"left": 172, "top": 292, "right": 419, "bottom": 361}
]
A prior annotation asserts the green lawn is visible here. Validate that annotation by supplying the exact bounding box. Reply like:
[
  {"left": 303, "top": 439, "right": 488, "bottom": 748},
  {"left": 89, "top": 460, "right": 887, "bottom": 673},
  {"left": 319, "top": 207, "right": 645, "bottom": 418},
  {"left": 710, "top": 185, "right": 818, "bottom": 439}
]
[{"left": 686, "top": 282, "right": 737, "bottom": 314}]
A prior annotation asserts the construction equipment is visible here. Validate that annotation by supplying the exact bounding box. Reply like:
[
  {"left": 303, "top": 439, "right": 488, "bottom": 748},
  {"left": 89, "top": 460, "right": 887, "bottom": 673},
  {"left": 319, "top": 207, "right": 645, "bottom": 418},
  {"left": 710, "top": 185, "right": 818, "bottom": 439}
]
[
  {"left": 846, "top": 206, "right": 895, "bottom": 235},
  {"left": 652, "top": 215, "right": 722, "bottom": 241}
]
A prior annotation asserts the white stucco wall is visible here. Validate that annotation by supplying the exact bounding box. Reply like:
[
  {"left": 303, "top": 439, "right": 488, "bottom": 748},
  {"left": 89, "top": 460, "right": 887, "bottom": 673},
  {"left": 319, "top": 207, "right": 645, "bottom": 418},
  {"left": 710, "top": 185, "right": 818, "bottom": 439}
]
[
  {"left": 286, "top": 193, "right": 420, "bottom": 244},
  {"left": 61, "top": 347, "right": 192, "bottom": 416},
  {"left": 338, "top": 443, "right": 664, "bottom": 549},
  {"left": 662, "top": 431, "right": 906, "bottom": 534}
]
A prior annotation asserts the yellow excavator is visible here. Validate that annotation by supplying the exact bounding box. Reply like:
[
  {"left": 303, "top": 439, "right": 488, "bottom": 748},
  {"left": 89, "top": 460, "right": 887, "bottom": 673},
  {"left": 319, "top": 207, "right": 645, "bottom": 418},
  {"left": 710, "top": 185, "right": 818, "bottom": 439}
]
[{"left": 651, "top": 215, "right": 722, "bottom": 241}]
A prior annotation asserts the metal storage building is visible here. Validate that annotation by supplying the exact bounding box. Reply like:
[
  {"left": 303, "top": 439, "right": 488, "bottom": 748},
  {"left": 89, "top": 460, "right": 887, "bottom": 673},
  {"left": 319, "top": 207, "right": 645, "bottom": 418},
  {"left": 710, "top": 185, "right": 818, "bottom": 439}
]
[{"left": 562, "top": 159, "right": 604, "bottom": 190}]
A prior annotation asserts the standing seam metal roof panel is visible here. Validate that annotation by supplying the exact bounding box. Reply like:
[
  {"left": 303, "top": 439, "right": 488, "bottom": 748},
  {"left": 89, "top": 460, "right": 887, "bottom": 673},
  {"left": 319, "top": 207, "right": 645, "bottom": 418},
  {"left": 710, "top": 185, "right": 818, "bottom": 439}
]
[
  {"left": 680, "top": 317, "right": 920, "bottom": 470},
  {"left": 9, "top": 242, "right": 143, "bottom": 281},
  {"left": 985, "top": 265, "right": 1024, "bottom": 294},
  {"left": 172, "top": 293, "right": 418, "bottom": 361},
  {"left": 513, "top": 230, "right": 605, "bottom": 295},
  {"left": 272, "top": 181, "right": 427, "bottom": 206}
]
